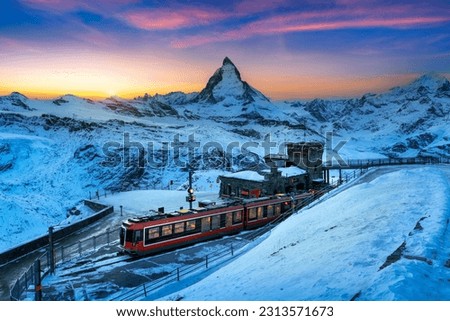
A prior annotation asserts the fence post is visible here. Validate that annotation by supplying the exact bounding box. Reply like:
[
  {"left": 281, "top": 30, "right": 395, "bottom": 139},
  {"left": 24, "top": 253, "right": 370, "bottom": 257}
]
[
  {"left": 93, "top": 235, "right": 96, "bottom": 251},
  {"left": 177, "top": 268, "right": 180, "bottom": 281},
  {"left": 143, "top": 284, "right": 147, "bottom": 297},
  {"left": 205, "top": 255, "right": 209, "bottom": 269},
  {"left": 120, "top": 205, "right": 123, "bottom": 216},
  {"left": 231, "top": 244, "right": 234, "bottom": 256},
  {"left": 34, "top": 260, "right": 42, "bottom": 301},
  {"left": 48, "top": 226, "right": 55, "bottom": 274}
]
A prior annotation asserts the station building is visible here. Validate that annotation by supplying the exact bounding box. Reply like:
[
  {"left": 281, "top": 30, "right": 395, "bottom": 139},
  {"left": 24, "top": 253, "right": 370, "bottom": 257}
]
[{"left": 218, "top": 142, "right": 324, "bottom": 198}]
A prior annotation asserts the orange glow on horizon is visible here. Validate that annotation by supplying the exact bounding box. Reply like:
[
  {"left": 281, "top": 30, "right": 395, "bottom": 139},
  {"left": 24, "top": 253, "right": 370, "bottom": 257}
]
[{"left": 0, "top": 73, "right": 434, "bottom": 101}]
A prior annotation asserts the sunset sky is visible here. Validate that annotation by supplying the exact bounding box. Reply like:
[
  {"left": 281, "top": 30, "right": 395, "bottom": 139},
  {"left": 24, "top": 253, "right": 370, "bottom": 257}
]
[{"left": 0, "top": 0, "right": 449, "bottom": 100}]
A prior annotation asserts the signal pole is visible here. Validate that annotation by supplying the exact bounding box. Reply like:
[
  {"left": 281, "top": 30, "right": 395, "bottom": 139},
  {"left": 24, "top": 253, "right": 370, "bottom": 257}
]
[{"left": 186, "top": 169, "right": 195, "bottom": 210}]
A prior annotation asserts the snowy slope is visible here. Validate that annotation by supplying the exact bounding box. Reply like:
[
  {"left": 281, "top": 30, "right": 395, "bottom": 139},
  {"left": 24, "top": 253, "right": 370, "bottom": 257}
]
[{"left": 164, "top": 166, "right": 450, "bottom": 300}]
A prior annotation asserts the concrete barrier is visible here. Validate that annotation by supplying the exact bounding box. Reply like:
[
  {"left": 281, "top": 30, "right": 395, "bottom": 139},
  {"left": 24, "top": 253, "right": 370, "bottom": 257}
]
[{"left": 0, "top": 200, "right": 114, "bottom": 265}]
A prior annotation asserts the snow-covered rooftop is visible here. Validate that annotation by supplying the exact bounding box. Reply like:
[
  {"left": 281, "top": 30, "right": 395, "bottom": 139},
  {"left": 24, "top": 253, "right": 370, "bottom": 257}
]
[
  {"left": 221, "top": 170, "right": 265, "bottom": 182},
  {"left": 262, "top": 166, "right": 307, "bottom": 177},
  {"left": 278, "top": 166, "right": 307, "bottom": 177}
]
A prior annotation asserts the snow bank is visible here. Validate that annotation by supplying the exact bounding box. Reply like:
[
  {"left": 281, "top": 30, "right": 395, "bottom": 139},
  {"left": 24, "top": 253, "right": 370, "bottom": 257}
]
[{"left": 166, "top": 166, "right": 450, "bottom": 300}]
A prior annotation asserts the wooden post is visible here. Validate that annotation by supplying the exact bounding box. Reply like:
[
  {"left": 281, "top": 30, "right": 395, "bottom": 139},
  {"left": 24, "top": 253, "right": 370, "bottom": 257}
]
[
  {"left": 34, "top": 260, "right": 42, "bottom": 301},
  {"left": 48, "top": 227, "right": 55, "bottom": 274}
]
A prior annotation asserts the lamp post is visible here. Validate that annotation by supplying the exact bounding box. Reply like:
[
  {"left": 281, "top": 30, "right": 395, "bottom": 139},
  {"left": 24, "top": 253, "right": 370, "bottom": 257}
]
[{"left": 186, "top": 170, "right": 195, "bottom": 210}]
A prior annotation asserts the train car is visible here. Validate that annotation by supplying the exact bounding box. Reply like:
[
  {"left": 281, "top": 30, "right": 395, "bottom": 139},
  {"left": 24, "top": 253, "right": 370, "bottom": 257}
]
[
  {"left": 120, "top": 191, "right": 315, "bottom": 256},
  {"left": 120, "top": 202, "right": 245, "bottom": 256},
  {"left": 242, "top": 195, "right": 292, "bottom": 229}
]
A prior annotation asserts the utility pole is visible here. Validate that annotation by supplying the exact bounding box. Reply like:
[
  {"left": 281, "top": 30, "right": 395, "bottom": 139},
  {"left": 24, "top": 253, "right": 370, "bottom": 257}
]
[{"left": 186, "top": 169, "right": 195, "bottom": 210}]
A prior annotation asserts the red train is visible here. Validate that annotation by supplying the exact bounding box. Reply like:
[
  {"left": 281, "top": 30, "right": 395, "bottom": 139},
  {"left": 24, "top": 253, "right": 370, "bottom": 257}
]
[{"left": 119, "top": 191, "right": 316, "bottom": 256}]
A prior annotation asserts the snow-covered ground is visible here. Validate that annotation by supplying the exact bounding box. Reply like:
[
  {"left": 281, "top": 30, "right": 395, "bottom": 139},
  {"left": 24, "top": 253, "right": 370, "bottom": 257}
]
[{"left": 159, "top": 165, "right": 450, "bottom": 301}]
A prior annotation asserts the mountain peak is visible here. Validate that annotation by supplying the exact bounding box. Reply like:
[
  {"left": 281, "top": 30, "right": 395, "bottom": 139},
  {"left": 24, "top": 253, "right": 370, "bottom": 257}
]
[
  {"left": 222, "top": 56, "right": 235, "bottom": 67},
  {"left": 193, "top": 57, "right": 270, "bottom": 104},
  {"left": 387, "top": 73, "right": 450, "bottom": 98},
  {"left": 413, "top": 73, "right": 449, "bottom": 88}
]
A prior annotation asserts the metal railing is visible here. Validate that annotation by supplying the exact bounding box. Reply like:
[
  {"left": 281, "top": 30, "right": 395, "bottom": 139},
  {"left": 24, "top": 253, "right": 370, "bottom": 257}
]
[
  {"left": 9, "top": 227, "right": 118, "bottom": 301},
  {"left": 323, "top": 156, "right": 450, "bottom": 170},
  {"left": 108, "top": 245, "right": 242, "bottom": 301}
]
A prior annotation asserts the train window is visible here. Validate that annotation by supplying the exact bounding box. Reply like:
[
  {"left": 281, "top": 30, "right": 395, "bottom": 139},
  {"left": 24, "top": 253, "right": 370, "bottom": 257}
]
[
  {"left": 226, "top": 213, "right": 233, "bottom": 227},
  {"left": 174, "top": 222, "right": 184, "bottom": 234},
  {"left": 267, "top": 205, "right": 274, "bottom": 218},
  {"left": 211, "top": 215, "right": 220, "bottom": 230},
  {"left": 148, "top": 227, "right": 160, "bottom": 239},
  {"left": 257, "top": 207, "right": 263, "bottom": 219},
  {"left": 186, "top": 220, "right": 197, "bottom": 231},
  {"left": 162, "top": 225, "right": 173, "bottom": 236},
  {"left": 275, "top": 204, "right": 281, "bottom": 216},
  {"left": 248, "top": 208, "right": 257, "bottom": 220},
  {"left": 201, "top": 217, "right": 211, "bottom": 232},
  {"left": 144, "top": 227, "right": 160, "bottom": 245},
  {"left": 125, "top": 229, "right": 134, "bottom": 243},
  {"left": 220, "top": 214, "right": 227, "bottom": 228},
  {"left": 233, "top": 211, "right": 242, "bottom": 224}
]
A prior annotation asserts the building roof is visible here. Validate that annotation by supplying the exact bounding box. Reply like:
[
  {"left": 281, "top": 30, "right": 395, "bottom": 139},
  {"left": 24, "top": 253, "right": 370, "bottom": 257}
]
[
  {"left": 278, "top": 166, "right": 307, "bottom": 177},
  {"left": 221, "top": 170, "right": 265, "bottom": 182},
  {"left": 261, "top": 166, "right": 307, "bottom": 177}
]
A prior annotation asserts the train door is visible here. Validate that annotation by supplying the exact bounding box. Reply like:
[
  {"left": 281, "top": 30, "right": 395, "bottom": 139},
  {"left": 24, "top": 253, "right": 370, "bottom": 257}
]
[
  {"left": 133, "top": 229, "right": 143, "bottom": 246},
  {"left": 120, "top": 227, "right": 125, "bottom": 246},
  {"left": 201, "top": 217, "right": 211, "bottom": 232}
]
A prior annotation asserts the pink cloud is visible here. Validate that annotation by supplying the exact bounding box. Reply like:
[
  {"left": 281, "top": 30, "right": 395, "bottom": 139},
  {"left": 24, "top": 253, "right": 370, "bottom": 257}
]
[
  {"left": 19, "top": 0, "right": 139, "bottom": 14},
  {"left": 173, "top": 3, "right": 450, "bottom": 48},
  {"left": 119, "top": 7, "right": 230, "bottom": 30}
]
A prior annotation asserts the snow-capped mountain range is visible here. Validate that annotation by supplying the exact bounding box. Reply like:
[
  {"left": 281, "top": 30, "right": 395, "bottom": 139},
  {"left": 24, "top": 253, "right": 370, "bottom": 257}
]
[{"left": 0, "top": 57, "right": 449, "bottom": 251}]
